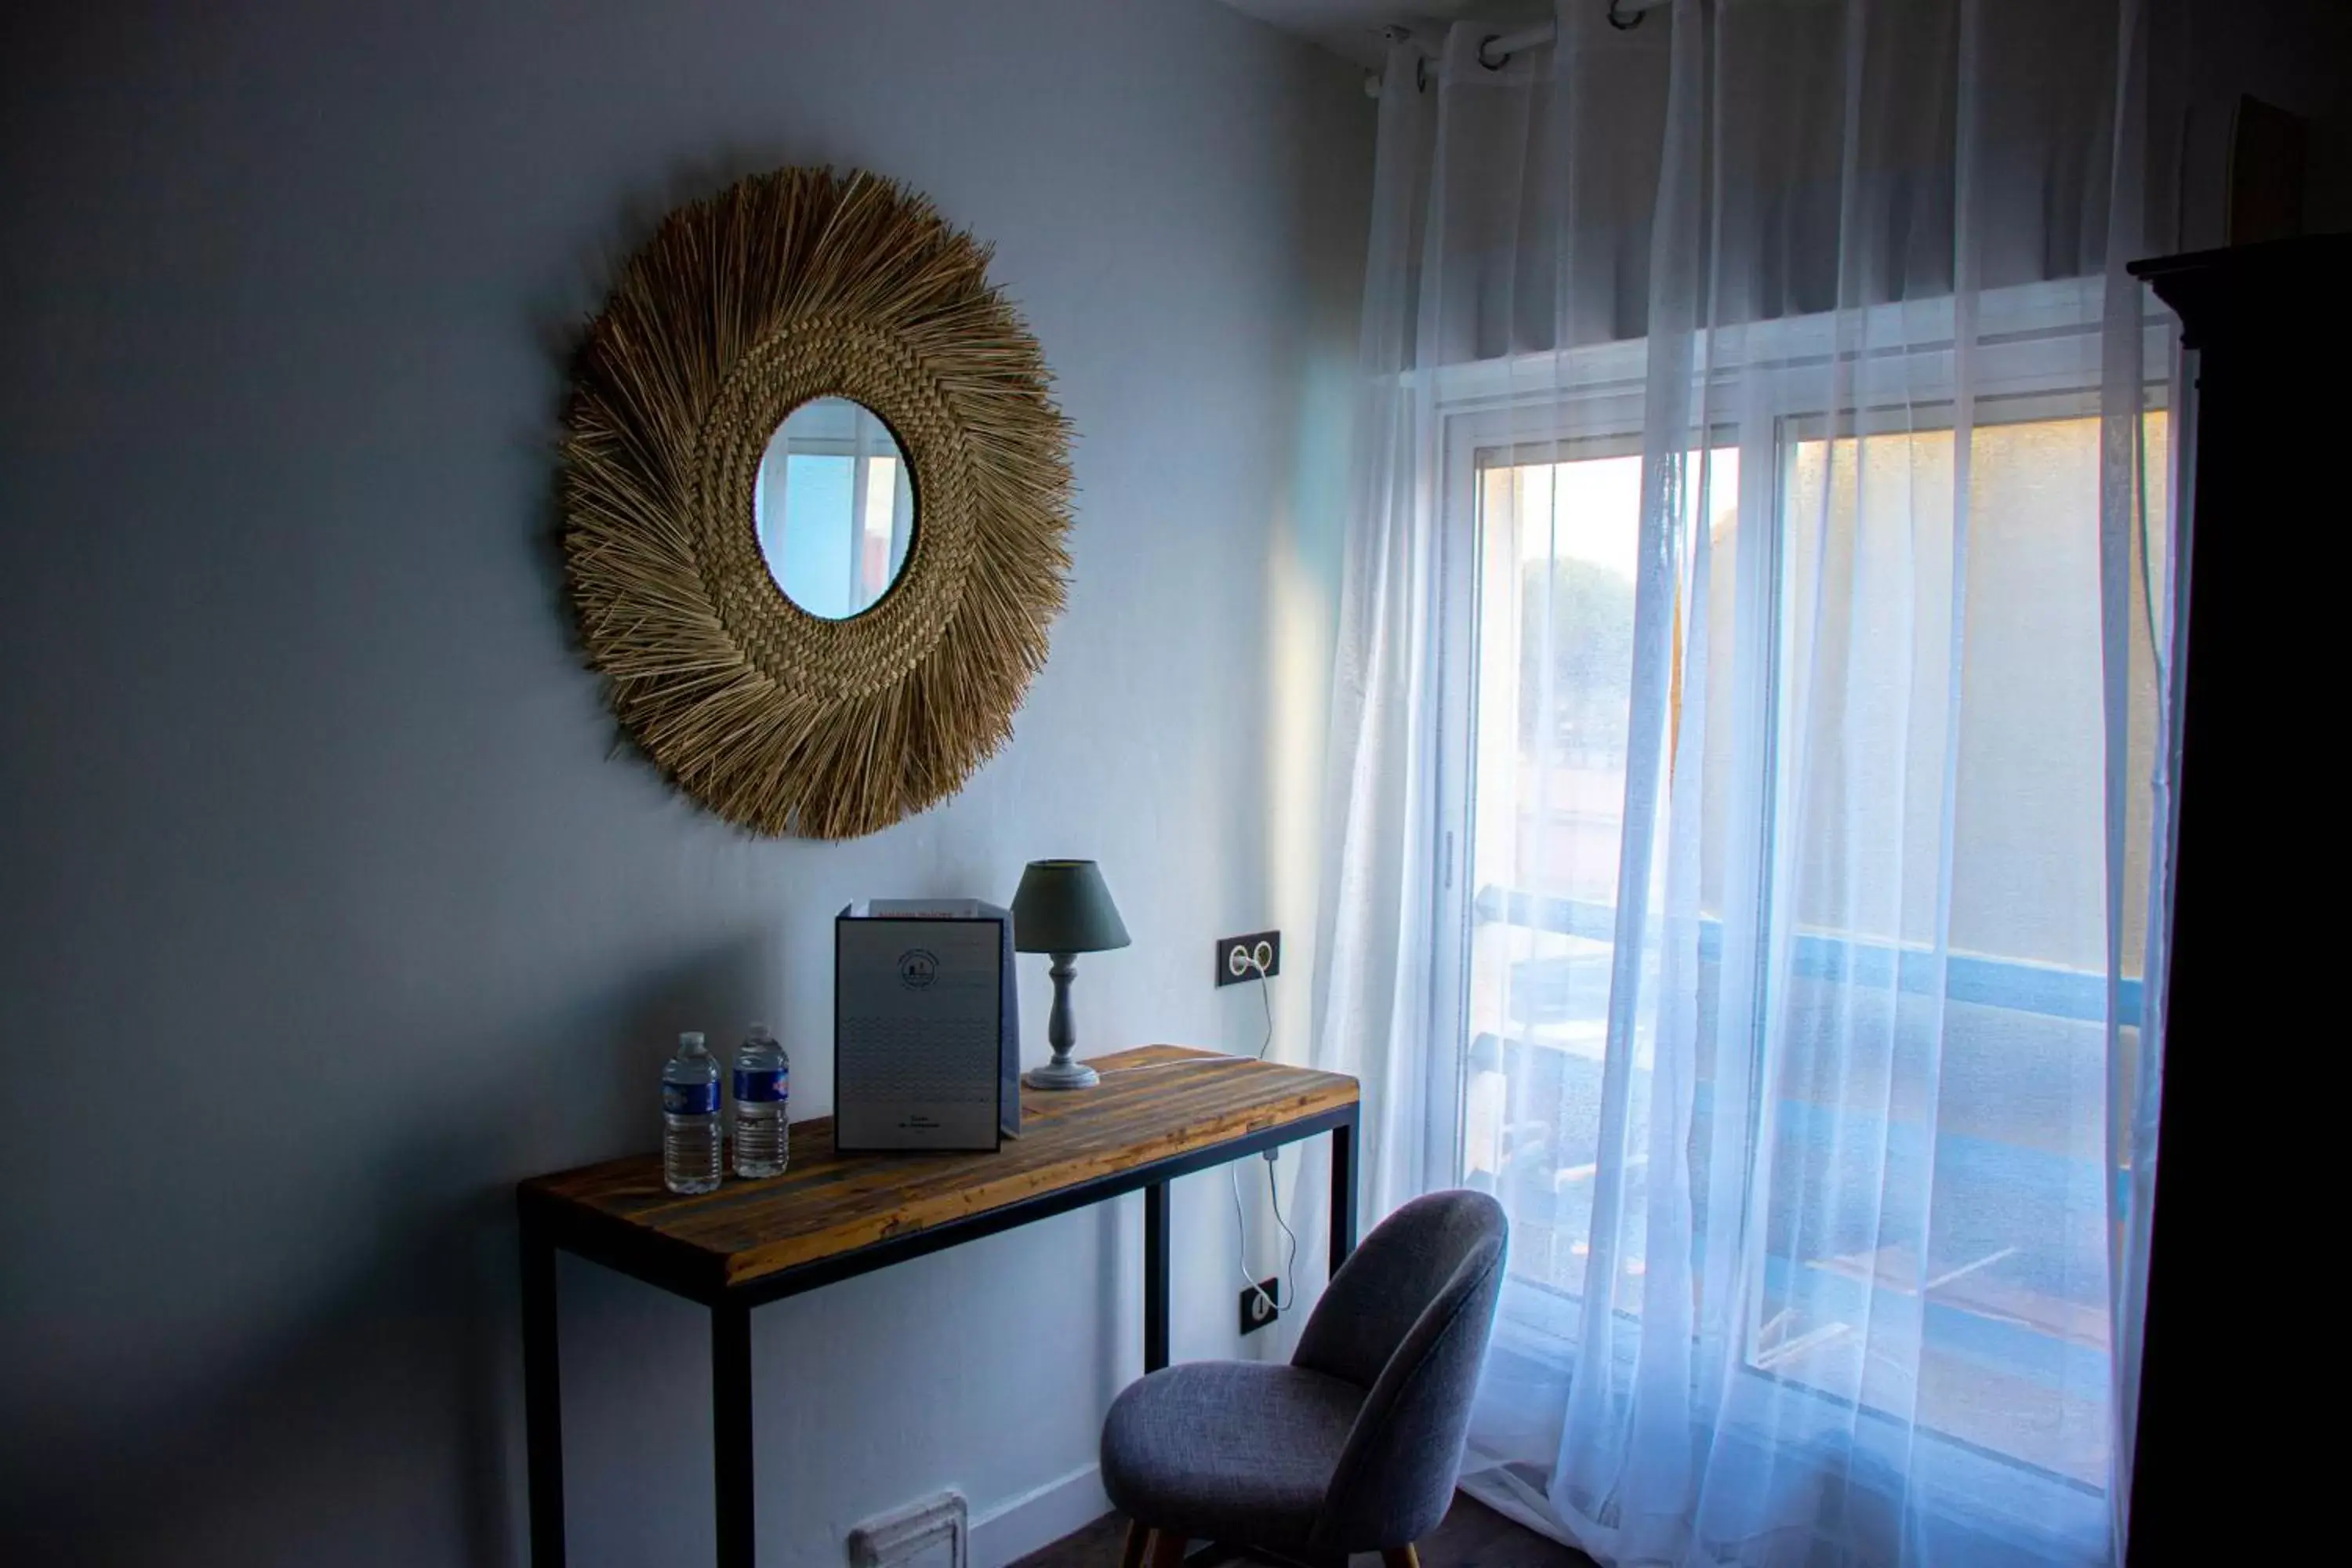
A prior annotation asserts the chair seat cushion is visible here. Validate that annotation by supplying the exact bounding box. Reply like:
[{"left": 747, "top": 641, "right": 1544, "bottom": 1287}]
[{"left": 1099, "top": 1360, "right": 1364, "bottom": 1552}]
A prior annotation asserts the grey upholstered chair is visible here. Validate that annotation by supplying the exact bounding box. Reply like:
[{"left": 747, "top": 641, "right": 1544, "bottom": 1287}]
[{"left": 1100, "top": 1189, "right": 1506, "bottom": 1568}]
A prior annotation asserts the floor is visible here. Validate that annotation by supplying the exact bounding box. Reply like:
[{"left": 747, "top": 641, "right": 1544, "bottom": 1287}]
[{"left": 1011, "top": 1495, "right": 1599, "bottom": 1568}]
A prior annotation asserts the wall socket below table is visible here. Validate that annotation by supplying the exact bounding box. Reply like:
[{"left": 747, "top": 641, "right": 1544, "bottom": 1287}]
[{"left": 1239, "top": 1276, "right": 1282, "bottom": 1335}]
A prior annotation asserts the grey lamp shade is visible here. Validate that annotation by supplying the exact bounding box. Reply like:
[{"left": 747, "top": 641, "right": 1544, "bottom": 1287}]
[{"left": 1011, "top": 860, "right": 1131, "bottom": 954}]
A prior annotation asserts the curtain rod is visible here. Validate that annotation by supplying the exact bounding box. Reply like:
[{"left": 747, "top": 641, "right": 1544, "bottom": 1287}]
[
  {"left": 1367, "top": 2, "right": 1668, "bottom": 96},
  {"left": 1474, "top": 0, "right": 1676, "bottom": 63}
]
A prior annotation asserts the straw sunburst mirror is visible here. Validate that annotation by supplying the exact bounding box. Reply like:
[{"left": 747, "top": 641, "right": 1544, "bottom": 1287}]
[{"left": 561, "top": 168, "right": 1073, "bottom": 839}]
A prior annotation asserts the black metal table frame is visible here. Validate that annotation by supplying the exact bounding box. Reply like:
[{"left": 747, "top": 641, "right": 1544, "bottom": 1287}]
[{"left": 518, "top": 1102, "right": 1359, "bottom": 1568}]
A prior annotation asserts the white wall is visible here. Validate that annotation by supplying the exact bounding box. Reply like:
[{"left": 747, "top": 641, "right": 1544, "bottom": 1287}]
[{"left": 0, "top": 2, "right": 1370, "bottom": 1563}]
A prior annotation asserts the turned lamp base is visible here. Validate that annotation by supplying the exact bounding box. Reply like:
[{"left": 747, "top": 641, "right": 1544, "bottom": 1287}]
[
  {"left": 1023, "top": 1057, "right": 1101, "bottom": 1091},
  {"left": 1025, "top": 949, "right": 1102, "bottom": 1091}
]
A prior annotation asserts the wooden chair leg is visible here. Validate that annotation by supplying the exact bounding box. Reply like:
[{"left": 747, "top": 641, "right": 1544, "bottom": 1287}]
[
  {"left": 1381, "top": 1546, "right": 1421, "bottom": 1568},
  {"left": 1145, "top": 1529, "right": 1189, "bottom": 1568},
  {"left": 1120, "top": 1519, "right": 1149, "bottom": 1568}
]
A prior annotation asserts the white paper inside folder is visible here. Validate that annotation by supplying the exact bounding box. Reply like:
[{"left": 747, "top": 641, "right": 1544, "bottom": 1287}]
[
  {"left": 834, "top": 899, "right": 1022, "bottom": 1151},
  {"left": 851, "top": 898, "right": 989, "bottom": 919}
]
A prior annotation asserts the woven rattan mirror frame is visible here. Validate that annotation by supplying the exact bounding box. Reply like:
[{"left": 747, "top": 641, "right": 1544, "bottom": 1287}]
[{"left": 561, "top": 169, "right": 1073, "bottom": 839}]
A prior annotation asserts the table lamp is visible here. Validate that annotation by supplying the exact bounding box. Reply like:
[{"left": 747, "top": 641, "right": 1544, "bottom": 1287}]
[{"left": 1011, "top": 858, "right": 1131, "bottom": 1090}]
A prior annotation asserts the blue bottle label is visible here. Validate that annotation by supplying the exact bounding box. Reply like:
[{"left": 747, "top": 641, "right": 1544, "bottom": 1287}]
[
  {"left": 734, "top": 1067, "right": 787, "bottom": 1105},
  {"left": 663, "top": 1081, "right": 718, "bottom": 1116}
]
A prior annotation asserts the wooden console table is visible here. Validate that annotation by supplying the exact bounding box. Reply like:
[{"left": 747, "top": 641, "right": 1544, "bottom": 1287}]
[{"left": 517, "top": 1044, "right": 1361, "bottom": 1567}]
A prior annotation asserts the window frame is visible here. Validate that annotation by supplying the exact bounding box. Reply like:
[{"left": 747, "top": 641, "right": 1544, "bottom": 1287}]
[
  {"left": 1418, "top": 271, "right": 2177, "bottom": 1568},
  {"left": 1426, "top": 277, "right": 2169, "bottom": 1193},
  {"left": 1427, "top": 293, "right": 2173, "bottom": 1400}
]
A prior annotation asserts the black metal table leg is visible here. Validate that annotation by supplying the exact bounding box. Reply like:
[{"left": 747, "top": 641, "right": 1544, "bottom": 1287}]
[
  {"left": 521, "top": 1204, "right": 566, "bottom": 1567},
  {"left": 1330, "top": 1109, "right": 1358, "bottom": 1277},
  {"left": 712, "top": 1300, "right": 754, "bottom": 1568},
  {"left": 1142, "top": 1180, "right": 1170, "bottom": 1372}
]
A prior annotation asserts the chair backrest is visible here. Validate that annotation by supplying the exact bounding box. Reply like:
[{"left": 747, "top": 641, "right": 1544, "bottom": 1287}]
[{"left": 1291, "top": 1189, "right": 1506, "bottom": 1555}]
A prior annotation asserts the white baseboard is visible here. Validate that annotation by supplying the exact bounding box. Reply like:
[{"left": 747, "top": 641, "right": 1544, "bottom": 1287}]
[{"left": 968, "top": 1462, "right": 1110, "bottom": 1568}]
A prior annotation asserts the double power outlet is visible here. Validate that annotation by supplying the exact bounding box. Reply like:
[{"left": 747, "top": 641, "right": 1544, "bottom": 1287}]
[{"left": 1214, "top": 929, "right": 1281, "bottom": 986}]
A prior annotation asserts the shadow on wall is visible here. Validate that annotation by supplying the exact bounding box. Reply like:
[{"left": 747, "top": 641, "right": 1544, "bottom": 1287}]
[
  {"left": 2, "top": 1151, "right": 522, "bottom": 1564},
  {"left": 1, "top": 932, "right": 780, "bottom": 1567}
]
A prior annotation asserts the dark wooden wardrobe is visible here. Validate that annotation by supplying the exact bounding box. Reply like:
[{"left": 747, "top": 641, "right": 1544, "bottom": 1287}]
[{"left": 2127, "top": 234, "right": 2347, "bottom": 1561}]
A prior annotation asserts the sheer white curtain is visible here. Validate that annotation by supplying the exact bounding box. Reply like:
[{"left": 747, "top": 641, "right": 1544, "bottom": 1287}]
[{"left": 1311, "top": 3, "right": 2173, "bottom": 1565}]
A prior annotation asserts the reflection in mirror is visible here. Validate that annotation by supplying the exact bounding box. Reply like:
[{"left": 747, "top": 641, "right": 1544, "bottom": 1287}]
[{"left": 755, "top": 397, "right": 916, "bottom": 619}]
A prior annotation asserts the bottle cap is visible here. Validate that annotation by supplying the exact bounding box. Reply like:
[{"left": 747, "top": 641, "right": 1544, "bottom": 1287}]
[
  {"left": 680, "top": 1031, "right": 706, "bottom": 1048},
  {"left": 748, "top": 1022, "right": 770, "bottom": 1037}
]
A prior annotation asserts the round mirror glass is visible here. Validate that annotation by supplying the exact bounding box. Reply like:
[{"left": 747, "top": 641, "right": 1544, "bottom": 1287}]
[{"left": 754, "top": 397, "right": 916, "bottom": 619}]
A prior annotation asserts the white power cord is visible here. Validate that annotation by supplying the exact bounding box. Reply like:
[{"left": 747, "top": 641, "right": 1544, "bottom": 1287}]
[
  {"left": 1229, "top": 949, "right": 1298, "bottom": 1319},
  {"left": 1262, "top": 1146, "right": 1299, "bottom": 1309}
]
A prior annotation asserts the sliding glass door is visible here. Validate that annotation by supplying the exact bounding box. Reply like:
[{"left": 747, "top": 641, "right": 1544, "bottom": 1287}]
[{"left": 1433, "top": 318, "right": 2170, "bottom": 1553}]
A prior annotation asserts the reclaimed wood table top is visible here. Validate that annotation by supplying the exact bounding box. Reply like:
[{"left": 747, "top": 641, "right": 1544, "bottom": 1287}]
[{"left": 519, "top": 1044, "right": 1359, "bottom": 1300}]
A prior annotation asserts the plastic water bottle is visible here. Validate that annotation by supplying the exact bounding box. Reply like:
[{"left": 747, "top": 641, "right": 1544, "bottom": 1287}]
[
  {"left": 732, "top": 1022, "right": 789, "bottom": 1179},
  {"left": 662, "top": 1031, "right": 722, "bottom": 1195}
]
